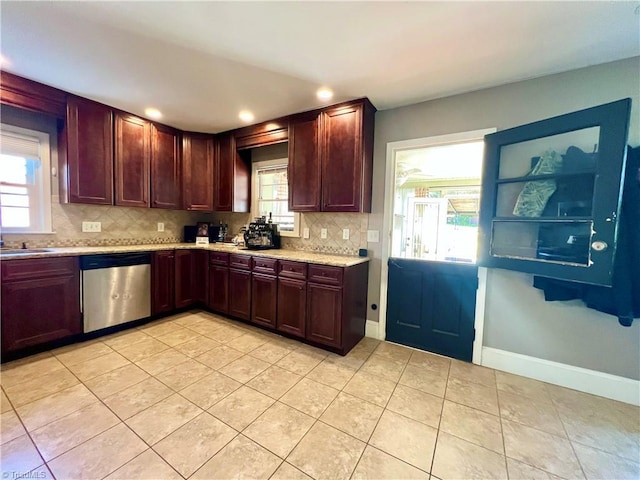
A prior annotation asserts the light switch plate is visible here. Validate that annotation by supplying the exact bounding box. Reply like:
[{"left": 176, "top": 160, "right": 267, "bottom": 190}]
[
  {"left": 342, "top": 228, "right": 350, "bottom": 240},
  {"left": 367, "top": 230, "right": 380, "bottom": 243},
  {"left": 303, "top": 227, "right": 310, "bottom": 239},
  {"left": 82, "top": 221, "right": 101, "bottom": 233},
  {"left": 320, "top": 228, "right": 328, "bottom": 239},
  {"left": 157, "top": 222, "right": 165, "bottom": 232}
]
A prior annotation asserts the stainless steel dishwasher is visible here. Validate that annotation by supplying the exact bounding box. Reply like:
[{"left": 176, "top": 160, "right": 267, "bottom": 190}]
[{"left": 80, "top": 253, "right": 151, "bottom": 333}]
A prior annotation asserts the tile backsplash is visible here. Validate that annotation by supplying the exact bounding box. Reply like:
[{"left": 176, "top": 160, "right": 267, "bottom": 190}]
[
  {"left": 2, "top": 199, "right": 207, "bottom": 248},
  {"left": 3, "top": 202, "right": 369, "bottom": 257}
]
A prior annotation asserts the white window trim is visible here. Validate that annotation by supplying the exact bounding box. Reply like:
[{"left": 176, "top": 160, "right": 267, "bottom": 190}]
[
  {"left": 251, "top": 157, "right": 300, "bottom": 238},
  {"left": 0, "top": 123, "right": 53, "bottom": 234}
]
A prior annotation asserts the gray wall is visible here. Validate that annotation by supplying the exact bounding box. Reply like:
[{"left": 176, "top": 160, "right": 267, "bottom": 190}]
[{"left": 368, "top": 57, "right": 640, "bottom": 380}]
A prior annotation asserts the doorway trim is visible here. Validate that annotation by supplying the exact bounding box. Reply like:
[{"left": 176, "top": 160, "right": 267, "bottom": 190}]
[{"left": 379, "top": 128, "right": 496, "bottom": 365}]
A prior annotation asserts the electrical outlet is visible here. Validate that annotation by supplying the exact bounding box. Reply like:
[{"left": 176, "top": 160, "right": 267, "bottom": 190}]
[
  {"left": 320, "top": 228, "right": 327, "bottom": 239},
  {"left": 157, "top": 222, "right": 165, "bottom": 232},
  {"left": 303, "top": 227, "right": 310, "bottom": 239},
  {"left": 82, "top": 221, "right": 101, "bottom": 233},
  {"left": 342, "top": 228, "right": 350, "bottom": 240},
  {"left": 367, "top": 230, "right": 380, "bottom": 243}
]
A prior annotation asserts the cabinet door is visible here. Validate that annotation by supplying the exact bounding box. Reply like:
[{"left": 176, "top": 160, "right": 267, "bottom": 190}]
[
  {"left": 277, "top": 277, "right": 306, "bottom": 338},
  {"left": 306, "top": 283, "right": 342, "bottom": 348},
  {"left": 65, "top": 96, "right": 113, "bottom": 204},
  {"left": 192, "top": 249, "right": 209, "bottom": 304},
  {"left": 209, "top": 265, "right": 229, "bottom": 313},
  {"left": 215, "top": 133, "right": 250, "bottom": 212},
  {"left": 151, "top": 250, "right": 175, "bottom": 315},
  {"left": 229, "top": 268, "right": 251, "bottom": 320},
  {"left": 478, "top": 98, "right": 632, "bottom": 286},
  {"left": 174, "top": 250, "right": 194, "bottom": 308},
  {"left": 321, "top": 103, "right": 363, "bottom": 212},
  {"left": 215, "top": 133, "right": 234, "bottom": 211},
  {"left": 115, "top": 113, "right": 150, "bottom": 207},
  {"left": 288, "top": 112, "right": 321, "bottom": 211},
  {"left": 251, "top": 273, "right": 277, "bottom": 328},
  {"left": 151, "top": 124, "right": 181, "bottom": 209},
  {"left": 1, "top": 258, "right": 81, "bottom": 353},
  {"left": 182, "top": 133, "right": 214, "bottom": 211}
]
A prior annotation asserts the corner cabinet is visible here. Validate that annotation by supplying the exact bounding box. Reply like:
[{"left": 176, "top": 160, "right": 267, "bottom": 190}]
[
  {"left": 288, "top": 98, "right": 376, "bottom": 213},
  {"left": 215, "top": 133, "right": 250, "bottom": 212},
  {"left": 478, "top": 98, "right": 632, "bottom": 286},
  {"left": 63, "top": 96, "right": 114, "bottom": 205}
]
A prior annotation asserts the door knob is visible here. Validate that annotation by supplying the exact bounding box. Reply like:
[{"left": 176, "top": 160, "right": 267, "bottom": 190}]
[{"left": 591, "top": 241, "right": 608, "bottom": 252}]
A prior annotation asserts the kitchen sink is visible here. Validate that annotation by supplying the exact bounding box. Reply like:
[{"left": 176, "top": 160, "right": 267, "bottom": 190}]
[{"left": 0, "top": 248, "right": 54, "bottom": 255}]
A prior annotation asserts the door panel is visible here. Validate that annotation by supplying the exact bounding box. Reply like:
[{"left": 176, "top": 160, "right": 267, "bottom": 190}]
[{"left": 386, "top": 258, "right": 477, "bottom": 361}]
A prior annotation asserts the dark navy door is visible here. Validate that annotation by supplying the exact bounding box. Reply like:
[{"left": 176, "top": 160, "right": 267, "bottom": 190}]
[{"left": 386, "top": 258, "right": 478, "bottom": 361}]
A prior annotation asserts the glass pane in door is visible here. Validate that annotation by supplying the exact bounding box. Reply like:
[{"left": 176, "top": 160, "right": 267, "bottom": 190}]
[{"left": 392, "top": 141, "right": 483, "bottom": 263}]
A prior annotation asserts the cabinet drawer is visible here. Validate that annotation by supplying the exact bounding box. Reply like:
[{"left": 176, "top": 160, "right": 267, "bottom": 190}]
[
  {"left": 2, "top": 257, "right": 78, "bottom": 282},
  {"left": 252, "top": 257, "right": 278, "bottom": 275},
  {"left": 308, "top": 265, "right": 343, "bottom": 286},
  {"left": 229, "top": 254, "right": 251, "bottom": 270},
  {"left": 278, "top": 260, "right": 307, "bottom": 279},
  {"left": 210, "top": 251, "right": 230, "bottom": 266}
]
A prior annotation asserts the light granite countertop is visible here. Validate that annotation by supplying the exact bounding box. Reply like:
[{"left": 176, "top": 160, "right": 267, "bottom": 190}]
[{"left": 0, "top": 243, "right": 369, "bottom": 267}]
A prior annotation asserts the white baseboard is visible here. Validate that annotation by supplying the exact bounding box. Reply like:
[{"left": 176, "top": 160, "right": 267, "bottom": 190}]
[
  {"left": 365, "top": 320, "right": 380, "bottom": 339},
  {"left": 482, "top": 347, "right": 640, "bottom": 406}
]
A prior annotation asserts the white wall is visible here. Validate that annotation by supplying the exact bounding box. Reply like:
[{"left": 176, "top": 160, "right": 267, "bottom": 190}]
[{"left": 368, "top": 57, "right": 640, "bottom": 380}]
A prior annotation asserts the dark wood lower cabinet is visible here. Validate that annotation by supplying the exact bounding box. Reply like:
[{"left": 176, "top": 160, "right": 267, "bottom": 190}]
[
  {"left": 209, "top": 265, "right": 229, "bottom": 313},
  {"left": 251, "top": 273, "right": 277, "bottom": 328},
  {"left": 277, "top": 277, "right": 307, "bottom": 338},
  {"left": 1, "top": 257, "right": 81, "bottom": 354},
  {"left": 229, "top": 268, "right": 251, "bottom": 320},
  {"left": 306, "top": 282, "right": 342, "bottom": 348},
  {"left": 174, "top": 249, "right": 208, "bottom": 309},
  {"left": 152, "top": 250, "right": 175, "bottom": 315}
]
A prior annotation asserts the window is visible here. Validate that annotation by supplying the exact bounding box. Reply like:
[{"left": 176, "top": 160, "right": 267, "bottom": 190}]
[
  {"left": 0, "top": 124, "right": 52, "bottom": 233},
  {"left": 251, "top": 158, "right": 299, "bottom": 237}
]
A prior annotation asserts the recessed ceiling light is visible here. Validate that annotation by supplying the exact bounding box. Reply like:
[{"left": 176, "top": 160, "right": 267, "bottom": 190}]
[
  {"left": 145, "top": 107, "right": 162, "bottom": 119},
  {"left": 0, "top": 54, "right": 10, "bottom": 68},
  {"left": 239, "top": 110, "right": 254, "bottom": 123},
  {"left": 316, "top": 88, "right": 334, "bottom": 101}
]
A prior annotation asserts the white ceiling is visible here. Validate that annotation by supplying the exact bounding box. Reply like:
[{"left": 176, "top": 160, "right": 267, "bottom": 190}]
[{"left": 1, "top": 1, "right": 638, "bottom": 133}]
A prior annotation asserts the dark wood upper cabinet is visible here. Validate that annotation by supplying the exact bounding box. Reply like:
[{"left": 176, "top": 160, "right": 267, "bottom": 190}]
[
  {"left": 115, "top": 113, "right": 150, "bottom": 207},
  {"left": 321, "top": 99, "right": 375, "bottom": 212},
  {"left": 234, "top": 119, "right": 288, "bottom": 150},
  {"left": 182, "top": 132, "right": 214, "bottom": 211},
  {"left": 215, "top": 133, "right": 250, "bottom": 212},
  {"left": 0, "top": 71, "right": 67, "bottom": 118},
  {"left": 64, "top": 96, "right": 114, "bottom": 205},
  {"left": 288, "top": 112, "right": 321, "bottom": 211},
  {"left": 151, "top": 124, "right": 181, "bottom": 210}
]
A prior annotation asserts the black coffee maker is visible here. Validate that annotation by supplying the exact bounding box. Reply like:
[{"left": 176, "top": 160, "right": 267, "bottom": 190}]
[{"left": 244, "top": 216, "right": 280, "bottom": 250}]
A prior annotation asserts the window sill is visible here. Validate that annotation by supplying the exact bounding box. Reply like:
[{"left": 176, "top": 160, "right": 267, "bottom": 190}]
[{"left": 2, "top": 230, "right": 56, "bottom": 235}]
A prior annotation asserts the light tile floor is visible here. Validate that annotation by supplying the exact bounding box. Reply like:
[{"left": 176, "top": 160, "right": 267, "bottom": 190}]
[{"left": 1, "top": 311, "right": 639, "bottom": 480}]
